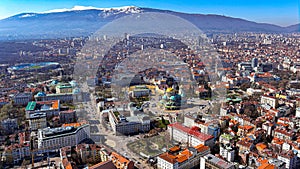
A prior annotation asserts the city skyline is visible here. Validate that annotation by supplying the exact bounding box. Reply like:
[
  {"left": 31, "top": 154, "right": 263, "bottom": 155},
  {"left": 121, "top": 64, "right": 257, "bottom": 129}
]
[{"left": 0, "top": 0, "right": 299, "bottom": 27}]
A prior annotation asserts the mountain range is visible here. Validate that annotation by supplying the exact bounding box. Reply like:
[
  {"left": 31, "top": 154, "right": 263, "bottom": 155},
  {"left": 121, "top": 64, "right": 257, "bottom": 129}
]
[{"left": 0, "top": 6, "right": 299, "bottom": 40}]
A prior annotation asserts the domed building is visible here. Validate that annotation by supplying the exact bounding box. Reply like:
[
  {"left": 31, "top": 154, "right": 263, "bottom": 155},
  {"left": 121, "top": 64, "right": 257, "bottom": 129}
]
[
  {"left": 69, "top": 80, "right": 78, "bottom": 87},
  {"left": 36, "top": 91, "right": 47, "bottom": 97},
  {"left": 50, "top": 80, "right": 58, "bottom": 86},
  {"left": 160, "top": 87, "right": 184, "bottom": 110}
]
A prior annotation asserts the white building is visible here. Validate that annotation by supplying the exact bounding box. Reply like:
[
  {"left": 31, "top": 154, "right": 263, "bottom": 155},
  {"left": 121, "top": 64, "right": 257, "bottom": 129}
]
[
  {"left": 296, "top": 107, "right": 300, "bottom": 118},
  {"left": 168, "top": 123, "right": 215, "bottom": 148},
  {"left": 37, "top": 122, "right": 90, "bottom": 151},
  {"left": 131, "top": 85, "right": 150, "bottom": 98},
  {"left": 108, "top": 110, "right": 150, "bottom": 135},
  {"left": 219, "top": 144, "right": 235, "bottom": 162},
  {"left": 277, "top": 150, "right": 299, "bottom": 169},
  {"left": 200, "top": 154, "right": 235, "bottom": 169},
  {"left": 261, "top": 95, "right": 278, "bottom": 108},
  {"left": 290, "top": 63, "right": 300, "bottom": 73}
]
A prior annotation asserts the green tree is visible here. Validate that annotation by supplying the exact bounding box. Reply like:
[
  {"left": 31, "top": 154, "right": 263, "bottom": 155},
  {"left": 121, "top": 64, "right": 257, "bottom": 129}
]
[{"left": 240, "top": 82, "right": 251, "bottom": 91}]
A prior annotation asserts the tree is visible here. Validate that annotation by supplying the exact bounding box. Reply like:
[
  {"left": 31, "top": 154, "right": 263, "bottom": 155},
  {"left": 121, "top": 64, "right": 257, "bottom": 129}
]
[
  {"left": 50, "top": 86, "right": 56, "bottom": 93},
  {"left": 5, "top": 136, "right": 11, "bottom": 146},
  {"left": 240, "top": 82, "right": 251, "bottom": 91},
  {"left": 243, "top": 105, "right": 259, "bottom": 119},
  {"left": 161, "top": 116, "right": 165, "bottom": 125}
]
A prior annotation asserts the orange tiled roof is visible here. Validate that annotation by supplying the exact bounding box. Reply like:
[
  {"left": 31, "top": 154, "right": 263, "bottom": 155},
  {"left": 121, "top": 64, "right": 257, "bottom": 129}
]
[
  {"left": 256, "top": 143, "right": 267, "bottom": 152},
  {"left": 257, "top": 163, "right": 275, "bottom": 169},
  {"left": 159, "top": 144, "right": 209, "bottom": 164},
  {"left": 52, "top": 100, "right": 59, "bottom": 109},
  {"left": 169, "top": 145, "right": 180, "bottom": 152},
  {"left": 238, "top": 125, "right": 254, "bottom": 130},
  {"left": 272, "top": 137, "right": 284, "bottom": 145},
  {"left": 194, "top": 144, "right": 210, "bottom": 153},
  {"left": 62, "top": 121, "right": 86, "bottom": 128},
  {"left": 111, "top": 152, "right": 131, "bottom": 165}
]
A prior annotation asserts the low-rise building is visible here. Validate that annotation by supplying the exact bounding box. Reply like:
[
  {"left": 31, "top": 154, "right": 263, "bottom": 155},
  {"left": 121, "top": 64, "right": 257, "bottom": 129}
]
[
  {"left": 59, "top": 110, "right": 76, "bottom": 124},
  {"left": 219, "top": 143, "right": 235, "bottom": 162},
  {"left": 1, "top": 118, "right": 18, "bottom": 134},
  {"left": 237, "top": 140, "right": 254, "bottom": 154},
  {"left": 131, "top": 85, "right": 150, "bottom": 98},
  {"left": 2, "top": 143, "right": 30, "bottom": 165},
  {"left": 56, "top": 83, "right": 73, "bottom": 94},
  {"left": 278, "top": 150, "right": 300, "bottom": 169},
  {"left": 110, "top": 152, "right": 134, "bottom": 169},
  {"left": 157, "top": 144, "right": 210, "bottom": 169},
  {"left": 12, "top": 92, "right": 32, "bottom": 106},
  {"left": 34, "top": 91, "right": 73, "bottom": 103},
  {"left": 200, "top": 154, "right": 235, "bottom": 169},
  {"left": 90, "top": 160, "right": 117, "bottom": 169},
  {"left": 26, "top": 100, "right": 60, "bottom": 119},
  {"left": 274, "top": 127, "right": 294, "bottom": 140},
  {"left": 261, "top": 95, "right": 278, "bottom": 108},
  {"left": 75, "top": 144, "right": 110, "bottom": 164}
]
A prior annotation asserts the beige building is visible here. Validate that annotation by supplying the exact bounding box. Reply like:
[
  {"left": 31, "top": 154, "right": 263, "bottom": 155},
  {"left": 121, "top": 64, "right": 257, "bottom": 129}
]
[
  {"left": 56, "top": 83, "right": 73, "bottom": 94},
  {"left": 261, "top": 95, "right": 278, "bottom": 108},
  {"left": 28, "top": 112, "right": 47, "bottom": 131}
]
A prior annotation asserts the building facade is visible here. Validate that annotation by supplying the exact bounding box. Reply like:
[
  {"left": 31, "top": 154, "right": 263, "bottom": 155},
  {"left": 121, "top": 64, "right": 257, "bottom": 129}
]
[
  {"left": 28, "top": 112, "right": 47, "bottom": 131},
  {"left": 13, "top": 92, "right": 32, "bottom": 106},
  {"left": 37, "top": 122, "right": 90, "bottom": 151},
  {"left": 200, "top": 154, "right": 235, "bottom": 169},
  {"left": 157, "top": 144, "right": 210, "bottom": 169},
  {"left": 168, "top": 123, "right": 215, "bottom": 148},
  {"left": 108, "top": 110, "right": 150, "bottom": 135}
]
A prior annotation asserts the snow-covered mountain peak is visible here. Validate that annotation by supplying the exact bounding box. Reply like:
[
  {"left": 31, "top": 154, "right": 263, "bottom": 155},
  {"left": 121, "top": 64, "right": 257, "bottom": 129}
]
[{"left": 41, "top": 5, "right": 141, "bottom": 14}]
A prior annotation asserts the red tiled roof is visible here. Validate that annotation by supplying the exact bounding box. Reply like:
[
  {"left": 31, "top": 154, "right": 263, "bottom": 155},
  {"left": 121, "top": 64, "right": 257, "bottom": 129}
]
[
  {"left": 169, "top": 123, "right": 214, "bottom": 141},
  {"left": 90, "top": 160, "right": 117, "bottom": 169}
]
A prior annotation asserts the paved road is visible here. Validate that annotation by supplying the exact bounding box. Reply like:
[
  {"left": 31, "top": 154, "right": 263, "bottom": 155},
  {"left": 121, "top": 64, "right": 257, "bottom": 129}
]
[
  {"left": 78, "top": 83, "right": 217, "bottom": 168},
  {"left": 77, "top": 83, "right": 152, "bottom": 168}
]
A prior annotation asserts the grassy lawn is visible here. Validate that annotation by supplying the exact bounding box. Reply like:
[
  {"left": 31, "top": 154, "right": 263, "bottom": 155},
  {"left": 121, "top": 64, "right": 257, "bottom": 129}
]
[
  {"left": 127, "top": 133, "right": 173, "bottom": 157},
  {"left": 157, "top": 119, "right": 170, "bottom": 128}
]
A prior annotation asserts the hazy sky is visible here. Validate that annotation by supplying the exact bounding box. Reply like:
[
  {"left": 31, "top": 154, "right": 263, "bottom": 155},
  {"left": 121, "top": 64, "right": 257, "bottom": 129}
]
[{"left": 0, "top": 0, "right": 298, "bottom": 26}]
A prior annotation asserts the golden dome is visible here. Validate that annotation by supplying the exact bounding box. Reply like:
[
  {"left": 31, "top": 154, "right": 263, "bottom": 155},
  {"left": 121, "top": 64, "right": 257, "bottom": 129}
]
[{"left": 166, "top": 88, "right": 174, "bottom": 93}]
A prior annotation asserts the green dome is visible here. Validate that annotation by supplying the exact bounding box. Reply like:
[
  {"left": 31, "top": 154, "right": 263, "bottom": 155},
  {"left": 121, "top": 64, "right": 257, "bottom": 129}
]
[
  {"left": 162, "top": 95, "right": 168, "bottom": 100},
  {"left": 73, "top": 88, "right": 81, "bottom": 94},
  {"left": 170, "top": 96, "right": 176, "bottom": 101},
  {"left": 36, "top": 92, "right": 46, "bottom": 97},
  {"left": 51, "top": 80, "right": 58, "bottom": 85}
]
